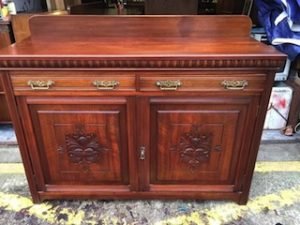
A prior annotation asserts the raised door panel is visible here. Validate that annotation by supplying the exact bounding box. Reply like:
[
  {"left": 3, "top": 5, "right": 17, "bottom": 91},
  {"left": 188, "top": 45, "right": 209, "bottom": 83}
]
[
  {"left": 18, "top": 97, "right": 134, "bottom": 192},
  {"left": 149, "top": 97, "right": 258, "bottom": 191}
]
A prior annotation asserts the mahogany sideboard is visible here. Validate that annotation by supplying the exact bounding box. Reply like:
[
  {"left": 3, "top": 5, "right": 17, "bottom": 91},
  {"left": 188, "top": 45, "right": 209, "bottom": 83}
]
[{"left": 0, "top": 15, "right": 285, "bottom": 204}]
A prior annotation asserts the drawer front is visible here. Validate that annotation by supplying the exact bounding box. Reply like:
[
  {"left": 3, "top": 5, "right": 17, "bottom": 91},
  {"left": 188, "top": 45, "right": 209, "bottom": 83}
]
[
  {"left": 10, "top": 71, "right": 136, "bottom": 93},
  {"left": 139, "top": 74, "right": 267, "bottom": 92}
]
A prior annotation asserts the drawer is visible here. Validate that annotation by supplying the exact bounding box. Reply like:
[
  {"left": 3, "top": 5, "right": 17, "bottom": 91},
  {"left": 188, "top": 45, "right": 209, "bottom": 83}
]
[
  {"left": 10, "top": 71, "right": 136, "bottom": 93},
  {"left": 139, "top": 74, "right": 267, "bottom": 92}
]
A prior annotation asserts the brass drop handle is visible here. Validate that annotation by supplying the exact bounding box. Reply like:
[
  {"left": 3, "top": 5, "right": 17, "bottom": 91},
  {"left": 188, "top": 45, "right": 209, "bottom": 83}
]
[
  {"left": 28, "top": 80, "right": 55, "bottom": 90},
  {"left": 93, "top": 80, "right": 120, "bottom": 90},
  {"left": 156, "top": 80, "right": 182, "bottom": 91},
  {"left": 221, "top": 80, "right": 248, "bottom": 90},
  {"left": 139, "top": 146, "right": 146, "bottom": 160}
]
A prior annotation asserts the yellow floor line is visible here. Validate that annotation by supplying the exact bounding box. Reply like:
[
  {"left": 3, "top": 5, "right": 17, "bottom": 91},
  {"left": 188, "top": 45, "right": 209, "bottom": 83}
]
[
  {"left": 0, "top": 192, "right": 87, "bottom": 225},
  {"left": 0, "top": 161, "right": 299, "bottom": 224},
  {"left": 0, "top": 163, "right": 25, "bottom": 174},
  {"left": 1, "top": 161, "right": 300, "bottom": 175},
  {"left": 255, "top": 161, "right": 300, "bottom": 172},
  {"left": 156, "top": 185, "right": 300, "bottom": 225},
  {"left": 0, "top": 185, "right": 299, "bottom": 225}
]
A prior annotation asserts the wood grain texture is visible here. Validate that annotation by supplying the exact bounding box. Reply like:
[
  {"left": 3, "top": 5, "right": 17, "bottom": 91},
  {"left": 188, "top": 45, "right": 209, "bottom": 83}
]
[{"left": 28, "top": 15, "right": 252, "bottom": 40}]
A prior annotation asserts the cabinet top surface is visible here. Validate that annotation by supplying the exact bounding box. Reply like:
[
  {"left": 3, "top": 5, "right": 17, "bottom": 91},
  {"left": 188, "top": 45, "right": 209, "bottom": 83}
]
[
  {"left": 0, "top": 38, "right": 283, "bottom": 57},
  {"left": 0, "top": 15, "right": 285, "bottom": 69}
]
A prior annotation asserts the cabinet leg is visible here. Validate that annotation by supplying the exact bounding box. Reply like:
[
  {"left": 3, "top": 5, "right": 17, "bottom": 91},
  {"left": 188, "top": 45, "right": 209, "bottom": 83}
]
[
  {"left": 237, "top": 193, "right": 249, "bottom": 205},
  {"left": 31, "top": 194, "right": 42, "bottom": 204}
]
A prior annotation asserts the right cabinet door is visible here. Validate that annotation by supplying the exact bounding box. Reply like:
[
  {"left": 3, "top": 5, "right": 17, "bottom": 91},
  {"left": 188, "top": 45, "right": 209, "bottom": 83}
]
[{"left": 148, "top": 96, "right": 259, "bottom": 192}]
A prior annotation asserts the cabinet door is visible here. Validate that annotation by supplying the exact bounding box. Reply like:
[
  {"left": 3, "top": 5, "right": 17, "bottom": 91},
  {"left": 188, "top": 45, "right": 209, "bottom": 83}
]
[
  {"left": 18, "top": 97, "right": 136, "bottom": 194},
  {"left": 146, "top": 96, "right": 258, "bottom": 192}
]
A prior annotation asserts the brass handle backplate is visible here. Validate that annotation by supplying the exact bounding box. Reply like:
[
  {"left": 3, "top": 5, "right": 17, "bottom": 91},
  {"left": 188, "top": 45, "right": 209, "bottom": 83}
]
[
  {"left": 221, "top": 80, "right": 248, "bottom": 90},
  {"left": 28, "top": 80, "right": 55, "bottom": 90},
  {"left": 93, "top": 80, "right": 120, "bottom": 90},
  {"left": 139, "top": 146, "right": 146, "bottom": 160},
  {"left": 156, "top": 80, "right": 182, "bottom": 91}
]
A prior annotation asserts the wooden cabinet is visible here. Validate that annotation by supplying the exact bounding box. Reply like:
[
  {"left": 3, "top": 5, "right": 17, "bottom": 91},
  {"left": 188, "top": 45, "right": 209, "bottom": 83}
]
[{"left": 0, "top": 15, "right": 285, "bottom": 204}]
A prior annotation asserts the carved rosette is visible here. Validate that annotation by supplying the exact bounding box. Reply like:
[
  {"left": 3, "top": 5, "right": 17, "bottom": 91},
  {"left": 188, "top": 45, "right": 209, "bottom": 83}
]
[
  {"left": 172, "top": 125, "right": 213, "bottom": 171},
  {"left": 58, "top": 124, "right": 109, "bottom": 172}
]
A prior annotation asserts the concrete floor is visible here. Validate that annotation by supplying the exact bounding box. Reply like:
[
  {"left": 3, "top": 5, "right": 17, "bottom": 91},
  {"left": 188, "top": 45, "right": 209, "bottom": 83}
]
[{"left": 0, "top": 127, "right": 299, "bottom": 225}]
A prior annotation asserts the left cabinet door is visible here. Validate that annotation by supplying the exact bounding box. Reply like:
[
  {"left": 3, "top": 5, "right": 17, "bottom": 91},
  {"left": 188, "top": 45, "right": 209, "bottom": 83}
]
[{"left": 17, "top": 96, "right": 137, "bottom": 198}]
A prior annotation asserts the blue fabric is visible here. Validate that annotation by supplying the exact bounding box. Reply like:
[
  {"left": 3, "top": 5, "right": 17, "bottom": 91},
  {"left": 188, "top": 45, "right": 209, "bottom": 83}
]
[
  {"left": 255, "top": 0, "right": 300, "bottom": 60},
  {"left": 273, "top": 18, "right": 300, "bottom": 60},
  {"left": 286, "top": 0, "right": 300, "bottom": 23}
]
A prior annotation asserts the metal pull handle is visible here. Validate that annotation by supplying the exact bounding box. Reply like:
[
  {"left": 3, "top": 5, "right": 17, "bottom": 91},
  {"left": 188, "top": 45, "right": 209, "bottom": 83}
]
[
  {"left": 139, "top": 146, "right": 146, "bottom": 160},
  {"left": 27, "top": 80, "right": 55, "bottom": 90},
  {"left": 221, "top": 80, "right": 248, "bottom": 90},
  {"left": 93, "top": 80, "right": 120, "bottom": 90},
  {"left": 156, "top": 80, "right": 182, "bottom": 91}
]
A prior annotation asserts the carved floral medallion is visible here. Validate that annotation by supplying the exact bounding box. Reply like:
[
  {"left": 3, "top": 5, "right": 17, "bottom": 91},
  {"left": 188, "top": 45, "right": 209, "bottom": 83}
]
[
  {"left": 58, "top": 124, "right": 109, "bottom": 171},
  {"left": 172, "top": 125, "right": 213, "bottom": 171}
]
